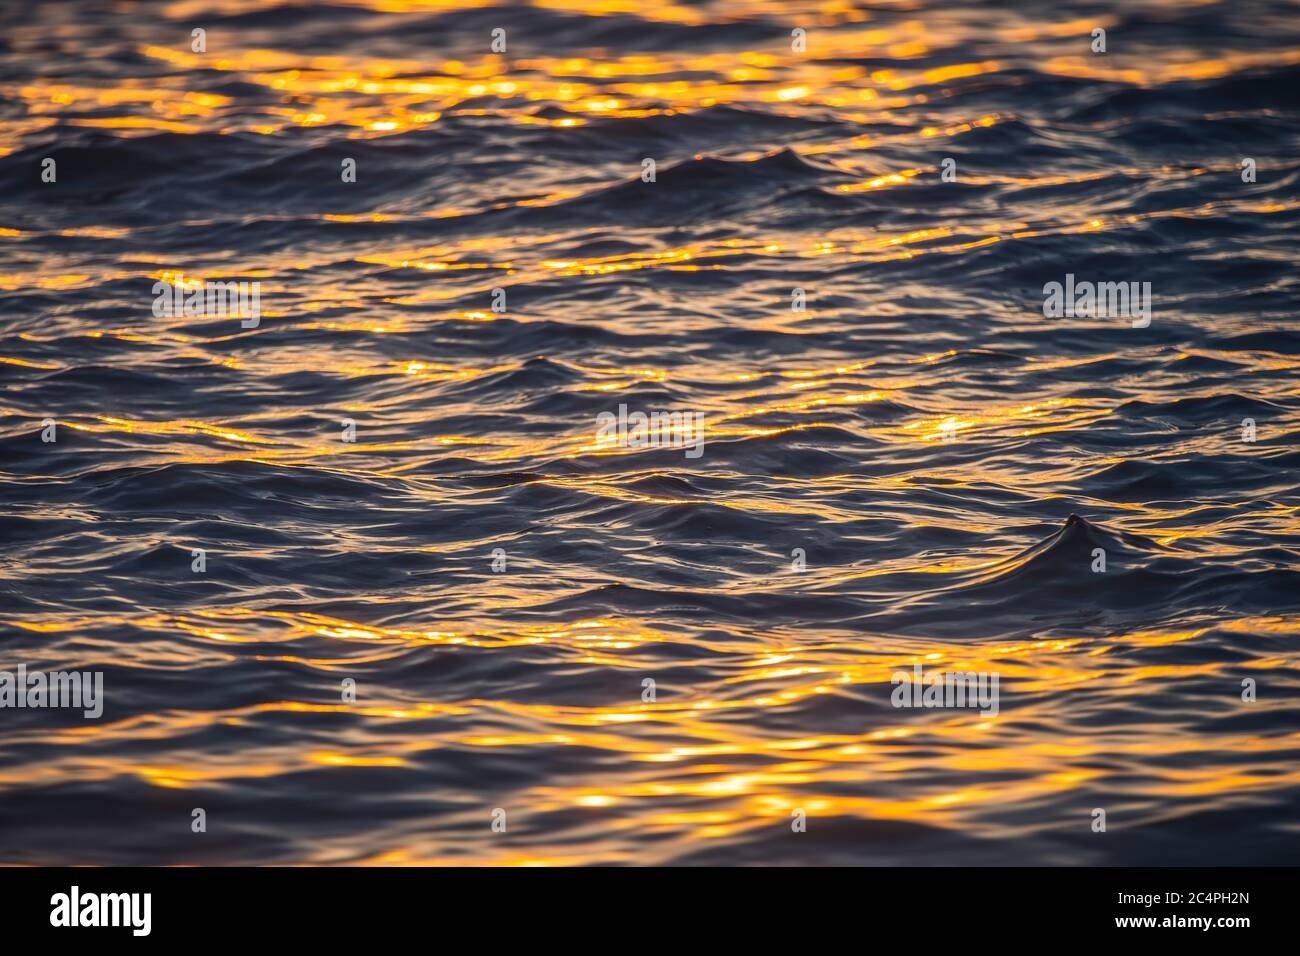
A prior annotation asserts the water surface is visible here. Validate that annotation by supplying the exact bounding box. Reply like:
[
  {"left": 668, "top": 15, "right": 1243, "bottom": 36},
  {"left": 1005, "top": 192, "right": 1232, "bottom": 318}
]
[{"left": 2, "top": 0, "right": 1299, "bottom": 865}]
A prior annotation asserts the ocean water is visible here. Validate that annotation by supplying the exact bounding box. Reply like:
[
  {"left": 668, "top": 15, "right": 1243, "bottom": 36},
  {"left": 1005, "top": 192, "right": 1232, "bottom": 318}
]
[{"left": 2, "top": 0, "right": 1299, "bottom": 866}]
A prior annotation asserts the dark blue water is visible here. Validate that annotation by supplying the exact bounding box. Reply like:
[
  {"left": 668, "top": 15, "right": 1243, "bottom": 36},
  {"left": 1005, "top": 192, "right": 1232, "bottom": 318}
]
[{"left": 2, "top": 0, "right": 1299, "bottom": 865}]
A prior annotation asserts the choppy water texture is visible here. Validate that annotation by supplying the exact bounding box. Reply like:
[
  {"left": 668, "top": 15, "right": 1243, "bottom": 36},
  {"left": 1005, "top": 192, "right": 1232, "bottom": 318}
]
[{"left": 2, "top": 0, "right": 1300, "bottom": 866}]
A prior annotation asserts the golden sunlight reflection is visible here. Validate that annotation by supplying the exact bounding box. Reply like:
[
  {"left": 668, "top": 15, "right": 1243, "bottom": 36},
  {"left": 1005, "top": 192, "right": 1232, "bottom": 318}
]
[
  {"left": 4, "top": 0, "right": 1298, "bottom": 868},
  {"left": 8, "top": 604, "right": 1294, "bottom": 863}
]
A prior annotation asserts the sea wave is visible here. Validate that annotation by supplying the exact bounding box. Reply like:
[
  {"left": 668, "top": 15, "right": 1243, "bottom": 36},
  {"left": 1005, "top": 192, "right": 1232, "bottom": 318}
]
[{"left": 1, "top": 0, "right": 1299, "bottom": 865}]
